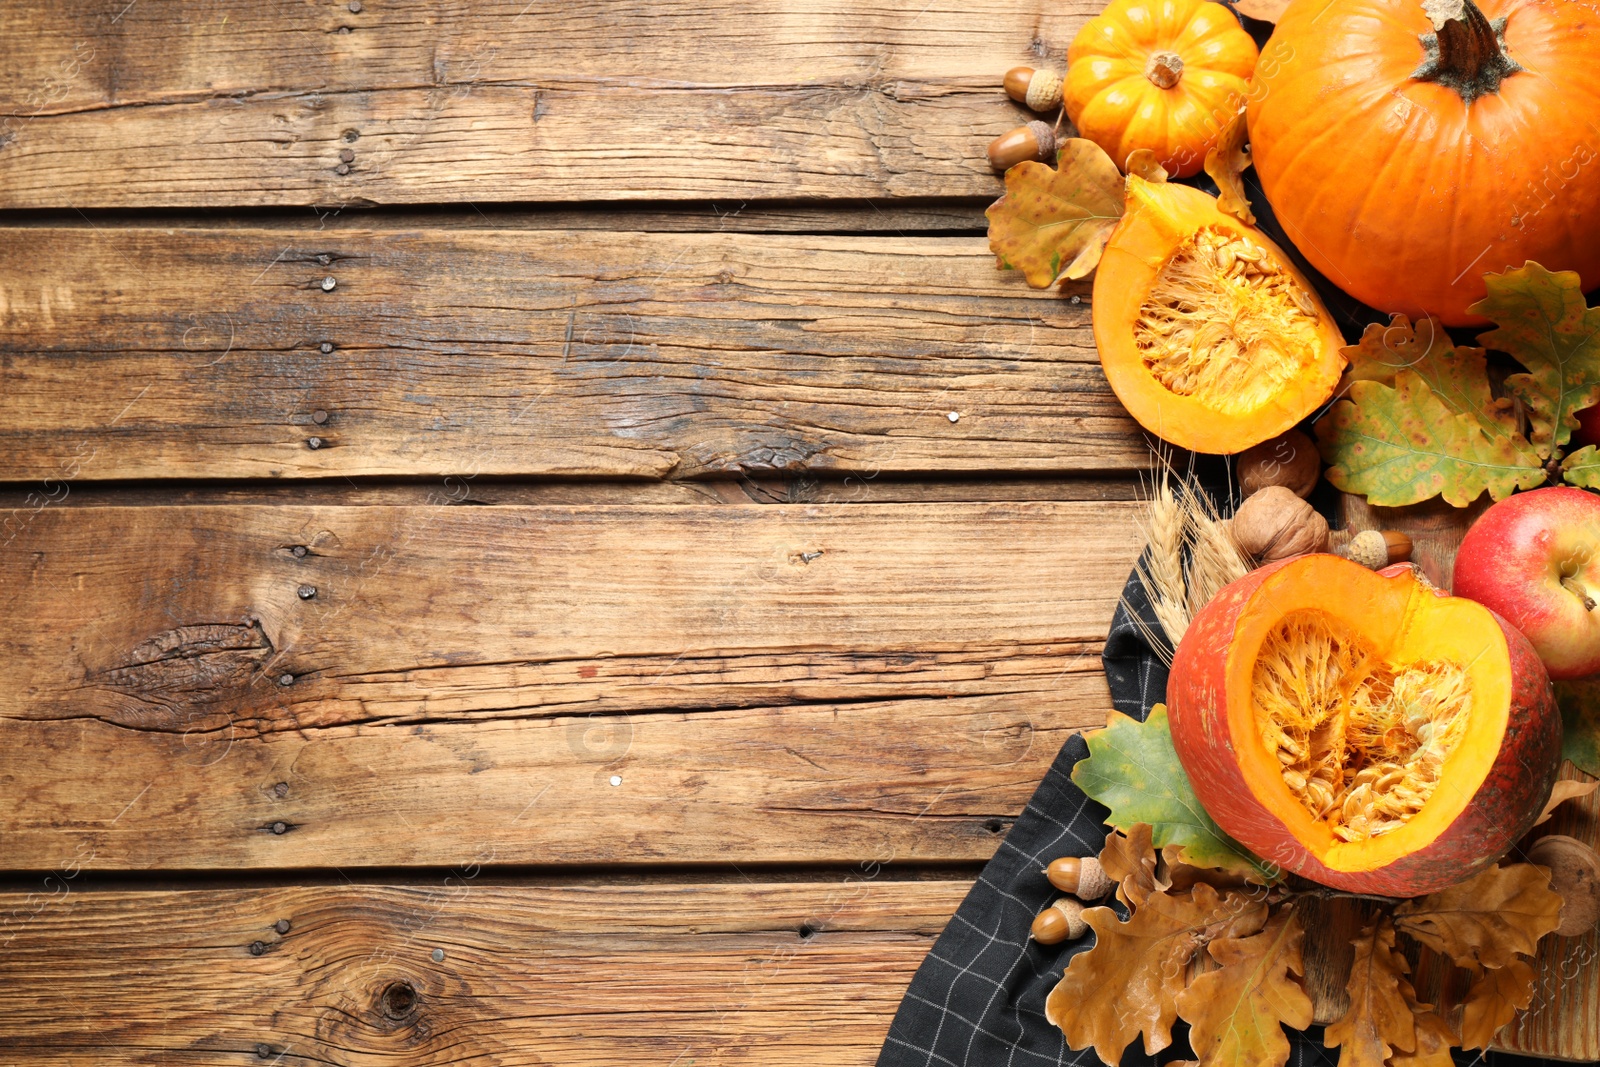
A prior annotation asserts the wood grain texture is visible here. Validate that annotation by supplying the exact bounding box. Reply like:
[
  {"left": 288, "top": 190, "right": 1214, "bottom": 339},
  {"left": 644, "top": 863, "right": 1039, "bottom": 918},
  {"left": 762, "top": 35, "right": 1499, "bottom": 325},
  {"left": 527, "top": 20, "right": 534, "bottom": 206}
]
[
  {"left": 1, "top": 501, "right": 1139, "bottom": 869},
  {"left": 0, "top": 226, "right": 1139, "bottom": 483},
  {"left": 0, "top": 880, "right": 968, "bottom": 1064},
  {"left": 0, "top": 0, "right": 1097, "bottom": 208}
]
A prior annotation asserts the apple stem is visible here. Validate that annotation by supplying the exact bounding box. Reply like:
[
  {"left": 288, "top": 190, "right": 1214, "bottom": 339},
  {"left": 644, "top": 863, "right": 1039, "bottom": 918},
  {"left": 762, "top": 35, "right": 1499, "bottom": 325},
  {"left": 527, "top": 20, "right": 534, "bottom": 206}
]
[{"left": 1563, "top": 575, "right": 1598, "bottom": 612}]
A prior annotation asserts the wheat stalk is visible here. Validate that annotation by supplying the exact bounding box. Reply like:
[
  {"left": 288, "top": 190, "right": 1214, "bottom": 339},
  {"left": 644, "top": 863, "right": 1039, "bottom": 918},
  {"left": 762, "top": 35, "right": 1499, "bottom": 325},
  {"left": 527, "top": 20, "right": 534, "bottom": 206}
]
[{"left": 1127, "top": 462, "right": 1251, "bottom": 660}]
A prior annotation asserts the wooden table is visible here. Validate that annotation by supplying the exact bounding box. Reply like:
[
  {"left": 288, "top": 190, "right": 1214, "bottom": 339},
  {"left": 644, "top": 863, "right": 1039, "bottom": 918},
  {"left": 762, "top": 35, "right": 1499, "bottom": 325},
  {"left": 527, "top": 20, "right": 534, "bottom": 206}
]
[{"left": 0, "top": 1, "right": 1148, "bottom": 1062}]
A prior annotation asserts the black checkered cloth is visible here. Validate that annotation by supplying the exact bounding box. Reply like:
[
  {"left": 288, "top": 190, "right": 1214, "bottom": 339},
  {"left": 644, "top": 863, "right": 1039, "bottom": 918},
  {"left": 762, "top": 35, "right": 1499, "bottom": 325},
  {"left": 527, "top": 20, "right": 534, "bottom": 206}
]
[{"left": 876, "top": 558, "right": 1559, "bottom": 1067}]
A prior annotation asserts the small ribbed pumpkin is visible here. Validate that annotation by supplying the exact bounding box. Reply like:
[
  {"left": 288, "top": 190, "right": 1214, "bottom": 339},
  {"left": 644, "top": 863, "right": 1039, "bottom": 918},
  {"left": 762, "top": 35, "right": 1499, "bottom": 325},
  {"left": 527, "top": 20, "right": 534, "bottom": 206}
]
[{"left": 1065, "top": 0, "right": 1259, "bottom": 178}]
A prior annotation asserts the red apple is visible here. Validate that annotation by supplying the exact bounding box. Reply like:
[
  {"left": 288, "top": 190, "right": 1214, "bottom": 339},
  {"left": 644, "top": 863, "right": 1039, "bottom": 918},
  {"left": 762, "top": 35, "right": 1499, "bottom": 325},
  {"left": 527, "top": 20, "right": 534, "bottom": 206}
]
[{"left": 1454, "top": 486, "right": 1600, "bottom": 680}]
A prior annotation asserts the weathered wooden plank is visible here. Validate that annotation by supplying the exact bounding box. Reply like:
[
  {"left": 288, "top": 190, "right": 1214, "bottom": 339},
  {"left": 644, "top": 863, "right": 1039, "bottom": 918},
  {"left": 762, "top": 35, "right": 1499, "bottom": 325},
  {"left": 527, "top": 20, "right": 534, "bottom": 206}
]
[
  {"left": 15, "top": 199, "right": 992, "bottom": 234},
  {"left": 2, "top": 501, "right": 1139, "bottom": 868},
  {"left": 0, "top": 474, "right": 1144, "bottom": 511},
  {"left": 0, "top": 0, "right": 1095, "bottom": 208},
  {"left": 0, "top": 227, "right": 1137, "bottom": 483},
  {"left": 0, "top": 880, "right": 968, "bottom": 1064}
]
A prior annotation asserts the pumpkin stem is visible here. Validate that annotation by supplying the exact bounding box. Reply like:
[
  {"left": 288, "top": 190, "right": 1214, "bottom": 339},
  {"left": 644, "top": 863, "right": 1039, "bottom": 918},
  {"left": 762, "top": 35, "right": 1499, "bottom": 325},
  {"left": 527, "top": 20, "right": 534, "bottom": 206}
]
[
  {"left": 1412, "top": 0, "right": 1522, "bottom": 104},
  {"left": 1145, "top": 51, "right": 1184, "bottom": 89}
]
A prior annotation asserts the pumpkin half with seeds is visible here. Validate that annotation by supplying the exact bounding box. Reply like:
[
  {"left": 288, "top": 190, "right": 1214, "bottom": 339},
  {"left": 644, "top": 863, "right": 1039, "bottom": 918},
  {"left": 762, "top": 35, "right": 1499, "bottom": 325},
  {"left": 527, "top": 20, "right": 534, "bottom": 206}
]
[
  {"left": 1093, "top": 176, "right": 1346, "bottom": 455},
  {"left": 1168, "top": 554, "right": 1560, "bottom": 896}
]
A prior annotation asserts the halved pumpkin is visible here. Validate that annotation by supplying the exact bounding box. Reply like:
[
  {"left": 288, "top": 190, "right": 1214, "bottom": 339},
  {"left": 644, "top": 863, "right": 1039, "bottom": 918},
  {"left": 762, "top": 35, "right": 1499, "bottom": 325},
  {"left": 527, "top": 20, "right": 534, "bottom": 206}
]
[
  {"left": 1168, "top": 554, "right": 1559, "bottom": 896},
  {"left": 1093, "top": 177, "right": 1347, "bottom": 455}
]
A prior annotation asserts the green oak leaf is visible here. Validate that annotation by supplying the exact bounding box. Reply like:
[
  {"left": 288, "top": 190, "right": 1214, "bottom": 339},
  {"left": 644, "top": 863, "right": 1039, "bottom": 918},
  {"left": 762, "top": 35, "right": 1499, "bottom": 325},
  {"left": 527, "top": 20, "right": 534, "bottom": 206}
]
[
  {"left": 1473, "top": 262, "right": 1600, "bottom": 458},
  {"left": 1559, "top": 678, "right": 1600, "bottom": 779},
  {"left": 1564, "top": 444, "right": 1600, "bottom": 490},
  {"left": 1316, "top": 369, "right": 1545, "bottom": 508},
  {"left": 1072, "top": 705, "right": 1280, "bottom": 883},
  {"left": 985, "top": 138, "right": 1125, "bottom": 288}
]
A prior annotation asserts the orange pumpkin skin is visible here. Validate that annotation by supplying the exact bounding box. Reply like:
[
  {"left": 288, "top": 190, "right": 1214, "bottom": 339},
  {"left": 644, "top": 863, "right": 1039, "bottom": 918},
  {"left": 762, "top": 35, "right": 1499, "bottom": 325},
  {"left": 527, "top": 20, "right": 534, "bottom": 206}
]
[
  {"left": 1094, "top": 178, "right": 1347, "bottom": 454},
  {"left": 1248, "top": 0, "right": 1600, "bottom": 326},
  {"left": 1066, "top": 0, "right": 1258, "bottom": 178},
  {"left": 1168, "top": 555, "right": 1559, "bottom": 896}
]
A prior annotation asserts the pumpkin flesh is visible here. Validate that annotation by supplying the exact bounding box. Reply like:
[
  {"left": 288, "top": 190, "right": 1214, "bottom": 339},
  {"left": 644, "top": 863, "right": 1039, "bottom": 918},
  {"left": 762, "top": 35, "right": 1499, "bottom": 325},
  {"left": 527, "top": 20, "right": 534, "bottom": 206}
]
[
  {"left": 1170, "top": 555, "right": 1559, "bottom": 895},
  {"left": 1094, "top": 178, "right": 1347, "bottom": 454}
]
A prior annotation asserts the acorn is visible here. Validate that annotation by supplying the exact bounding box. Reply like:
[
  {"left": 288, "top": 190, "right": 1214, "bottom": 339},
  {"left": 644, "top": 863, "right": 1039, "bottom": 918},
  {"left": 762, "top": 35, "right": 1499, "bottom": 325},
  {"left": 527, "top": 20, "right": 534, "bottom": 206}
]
[
  {"left": 1004, "top": 66, "right": 1065, "bottom": 112},
  {"left": 1030, "top": 897, "right": 1089, "bottom": 944},
  {"left": 1343, "top": 529, "right": 1413, "bottom": 569},
  {"left": 987, "top": 120, "right": 1058, "bottom": 171},
  {"left": 1043, "top": 855, "right": 1115, "bottom": 899}
]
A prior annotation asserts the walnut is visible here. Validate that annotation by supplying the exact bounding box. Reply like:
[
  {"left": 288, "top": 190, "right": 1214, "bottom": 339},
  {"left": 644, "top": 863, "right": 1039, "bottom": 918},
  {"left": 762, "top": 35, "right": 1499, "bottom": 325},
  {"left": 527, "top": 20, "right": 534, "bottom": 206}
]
[
  {"left": 1231, "top": 486, "right": 1329, "bottom": 563},
  {"left": 1236, "top": 429, "right": 1320, "bottom": 499}
]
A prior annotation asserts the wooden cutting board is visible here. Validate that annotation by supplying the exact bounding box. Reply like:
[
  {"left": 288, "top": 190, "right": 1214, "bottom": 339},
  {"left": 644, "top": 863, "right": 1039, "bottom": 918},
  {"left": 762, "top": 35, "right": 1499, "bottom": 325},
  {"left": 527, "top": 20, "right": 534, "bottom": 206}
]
[{"left": 1297, "top": 495, "right": 1600, "bottom": 1061}]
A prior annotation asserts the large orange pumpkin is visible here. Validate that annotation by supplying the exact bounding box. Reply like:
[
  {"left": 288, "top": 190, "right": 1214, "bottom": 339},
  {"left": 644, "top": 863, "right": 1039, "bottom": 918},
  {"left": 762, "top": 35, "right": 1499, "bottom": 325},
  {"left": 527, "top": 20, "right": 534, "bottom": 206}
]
[
  {"left": 1094, "top": 176, "right": 1347, "bottom": 454},
  {"left": 1168, "top": 555, "right": 1560, "bottom": 896},
  {"left": 1066, "top": 0, "right": 1259, "bottom": 178},
  {"left": 1248, "top": 0, "right": 1600, "bottom": 325}
]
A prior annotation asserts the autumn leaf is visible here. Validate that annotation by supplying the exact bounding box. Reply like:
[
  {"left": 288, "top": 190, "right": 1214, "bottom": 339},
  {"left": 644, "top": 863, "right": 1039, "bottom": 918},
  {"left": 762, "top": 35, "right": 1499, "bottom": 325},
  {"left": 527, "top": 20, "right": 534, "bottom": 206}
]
[
  {"left": 986, "top": 138, "right": 1125, "bottom": 288},
  {"left": 1203, "top": 107, "right": 1253, "bottom": 225},
  {"left": 1100, "top": 824, "right": 1163, "bottom": 907},
  {"left": 1323, "top": 919, "right": 1417, "bottom": 1067},
  {"left": 1534, "top": 779, "right": 1598, "bottom": 827},
  {"left": 1072, "top": 706, "right": 1280, "bottom": 882},
  {"left": 1046, "top": 884, "right": 1266, "bottom": 1063},
  {"left": 1392, "top": 863, "right": 1563, "bottom": 969},
  {"left": 1175, "top": 906, "right": 1313, "bottom": 1067},
  {"left": 1124, "top": 148, "right": 1170, "bottom": 184},
  {"left": 1564, "top": 444, "right": 1600, "bottom": 490},
  {"left": 1472, "top": 262, "right": 1600, "bottom": 458},
  {"left": 1460, "top": 958, "right": 1536, "bottom": 1049},
  {"left": 1163, "top": 844, "right": 1252, "bottom": 893},
  {"left": 1387, "top": 1008, "right": 1458, "bottom": 1067},
  {"left": 1316, "top": 314, "right": 1546, "bottom": 506},
  {"left": 1560, "top": 678, "right": 1600, "bottom": 778}
]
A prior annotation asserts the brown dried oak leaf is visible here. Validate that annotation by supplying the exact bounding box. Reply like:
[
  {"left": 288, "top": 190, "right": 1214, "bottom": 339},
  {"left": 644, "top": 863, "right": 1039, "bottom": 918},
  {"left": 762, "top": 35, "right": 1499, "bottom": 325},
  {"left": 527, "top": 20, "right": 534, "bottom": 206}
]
[
  {"left": 986, "top": 138, "right": 1124, "bottom": 288},
  {"left": 1175, "top": 906, "right": 1313, "bottom": 1067},
  {"left": 1046, "top": 884, "right": 1266, "bottom": 1064},
  {"left": 1232, "top": 0, "right": 1291, "bottom": 21},
  {"left": 1203, "top": 106, "right": 1253, "bottom": 225},
  {"left": 1388, "top": 1008, "right": 1457, "bottom": 1067},
  {"left": 1460, "top": 958, "right": 1536, "bottom": 1050},
  {"left": 1393, "top": 863, "right": 1563, "bottom": 969},
  {"left": 1100, "top": 824, "right": 1162, "bottom": 908},
  {"left": 1323, "top": 919, "right": 1416, "bottom": 1067}
]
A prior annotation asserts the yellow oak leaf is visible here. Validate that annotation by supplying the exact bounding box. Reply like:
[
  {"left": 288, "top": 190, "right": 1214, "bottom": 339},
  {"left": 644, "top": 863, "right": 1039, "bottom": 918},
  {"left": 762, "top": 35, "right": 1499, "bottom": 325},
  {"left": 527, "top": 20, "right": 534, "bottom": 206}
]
[
  {"left": 1387, "top": 1008, "right": 1458, "bottom": 1067},
  {"left": 1175, "top": 906, "right": 1313, "bottom": 1067},
  {"left": 1162, "top": 845, "right": 1252, "bottom": 894},
  {"left": 1393, "top": 864, "right": 1562, "bottom": 969},
  {"left": 1100, "top": 824, "right": 1162, "bottom": 907},
  {"left": 986, "top": 138, "right": 1124, "bottom": 288},
  {"left": 1533, "top": 779, "right": 1598, "bottom": 827},
  {"left": 1203, "top": 107, "right": 1253, "bottom": 225},
  {"left": 1045, "top": 884, "right": 1266, "bottom": 1063},
  {"left": 1124, "top": 148, "right": 1170, "bottom": 184},
  {"left": 1323, "top": 919, "right": 1416, "bottom": 1067},
  {"left": 1460, "top": 958, "right": 1537, "bottom": 1050}
]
